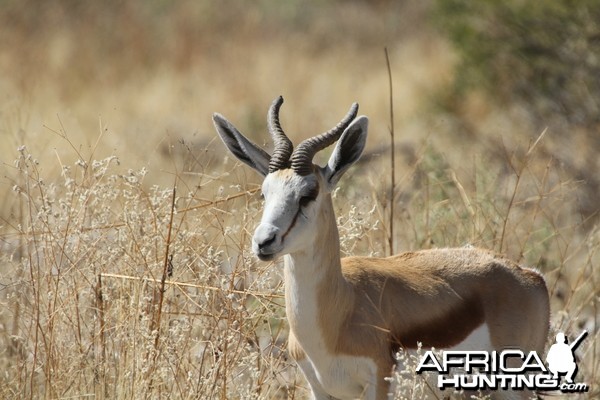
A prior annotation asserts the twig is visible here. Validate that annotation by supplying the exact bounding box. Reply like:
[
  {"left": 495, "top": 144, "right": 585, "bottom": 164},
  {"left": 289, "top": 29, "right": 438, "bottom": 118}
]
[
  {"left": 385, "top": 47, "right": 396, "bottom": 256},
  {"left": 499, "top": 128, "right": 547, "bottom": 252},
  {"left": 152, "top": 186, "right": 177, "bottom": 340},
  {"left": 99, "top": 273, "right": 284, "bottom": 300},
  {"left": 94, "top": 273, "right": 107, "bottom": 399}
]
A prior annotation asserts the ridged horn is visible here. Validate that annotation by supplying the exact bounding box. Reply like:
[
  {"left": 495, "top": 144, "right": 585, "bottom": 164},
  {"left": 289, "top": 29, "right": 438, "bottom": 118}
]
[
  {"left": 267, "top": 96, "right": 293, "bottom": 172},
  {"left": 290, "top": 103, "right": 359, "bottom": 176}
]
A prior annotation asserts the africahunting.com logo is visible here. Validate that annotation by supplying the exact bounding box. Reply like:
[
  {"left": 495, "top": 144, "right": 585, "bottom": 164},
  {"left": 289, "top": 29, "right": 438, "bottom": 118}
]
[{"left": 416, "top": 330, "right": 589, "bottom": 394}]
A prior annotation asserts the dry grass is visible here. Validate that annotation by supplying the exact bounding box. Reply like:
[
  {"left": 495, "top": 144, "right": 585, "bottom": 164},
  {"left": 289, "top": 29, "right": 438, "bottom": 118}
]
[{"left": 0, "top": 1, "right": 598, "bottom": 399}]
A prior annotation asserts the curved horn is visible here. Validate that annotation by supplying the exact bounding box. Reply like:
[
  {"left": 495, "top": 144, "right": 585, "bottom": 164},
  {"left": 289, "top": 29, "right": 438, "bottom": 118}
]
[
  {"left": 291, "top": 102, "right": 359, "bottom": 176},
  {"left": 267, "top": 96, "right": 293, "bottom": 172}
]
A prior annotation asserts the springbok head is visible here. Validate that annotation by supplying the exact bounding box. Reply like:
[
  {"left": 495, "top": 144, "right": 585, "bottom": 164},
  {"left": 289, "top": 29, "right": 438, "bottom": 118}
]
[{"left": 213, "top": 96, "right": 368, "bottom": 261}]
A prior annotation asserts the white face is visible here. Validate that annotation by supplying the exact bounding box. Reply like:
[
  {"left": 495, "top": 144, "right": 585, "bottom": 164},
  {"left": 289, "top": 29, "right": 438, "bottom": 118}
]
[
  {"left": 214, "top": 107, "right": 368, "bottom": 261},
  {"left": 252, "top": 169, "right": 323, "bottom": 261}
]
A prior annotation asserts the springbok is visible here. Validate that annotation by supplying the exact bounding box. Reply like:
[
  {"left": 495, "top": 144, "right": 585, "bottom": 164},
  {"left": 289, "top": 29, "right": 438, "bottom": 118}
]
[{"left": 213, "top": 97, "right": 550, "bottom": 400}]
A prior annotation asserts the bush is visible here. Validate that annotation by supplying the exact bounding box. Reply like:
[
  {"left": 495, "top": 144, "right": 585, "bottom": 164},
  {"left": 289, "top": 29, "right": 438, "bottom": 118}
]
[{"left": 434, "top": 0, "right": 600, "bottom": 129}]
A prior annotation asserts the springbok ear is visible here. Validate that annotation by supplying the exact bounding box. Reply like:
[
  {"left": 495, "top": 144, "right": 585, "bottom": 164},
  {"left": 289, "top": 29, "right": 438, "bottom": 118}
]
[
  {"left": 323, "top": 116, "right": 368, "bottom": 189},
  {"left": 213, "top": 113, "right": 271, "bottom": 176}
]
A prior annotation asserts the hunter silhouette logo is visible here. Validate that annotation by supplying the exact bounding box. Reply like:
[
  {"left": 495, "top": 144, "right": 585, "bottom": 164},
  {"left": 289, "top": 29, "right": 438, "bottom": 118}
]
[
  {"left": 416, "top": 330, "right": 590, "bottom": 393},
  {"left": 546, "top": 330, "right": 587, "bottom": 384}
]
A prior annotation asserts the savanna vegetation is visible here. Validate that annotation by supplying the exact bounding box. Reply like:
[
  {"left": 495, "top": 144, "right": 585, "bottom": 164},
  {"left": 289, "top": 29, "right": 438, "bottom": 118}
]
[{"left": 0, "top": 1, "right": 598, "bottom": 398}]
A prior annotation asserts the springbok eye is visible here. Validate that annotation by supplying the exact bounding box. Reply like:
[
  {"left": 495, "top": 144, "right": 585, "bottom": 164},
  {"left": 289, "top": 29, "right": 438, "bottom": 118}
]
[
  {"left": 299, "top": 187, "right": 319, "bottom": 208},
  {"left": 299, "top": 195, "right": 314, "bottom": 208},
  {"left": 299, "top": 185, "right": 319, "bottom": 207}
]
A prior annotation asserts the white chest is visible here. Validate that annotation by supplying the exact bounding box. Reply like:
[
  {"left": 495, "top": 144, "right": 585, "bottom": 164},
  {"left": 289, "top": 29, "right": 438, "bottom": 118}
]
[{"left": 284, "top": 261, "right": 378, "bottom": 398}]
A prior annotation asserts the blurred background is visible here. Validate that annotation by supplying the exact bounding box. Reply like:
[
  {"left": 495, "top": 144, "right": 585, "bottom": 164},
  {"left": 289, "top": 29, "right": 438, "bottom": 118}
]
[{"left": 1, "top": 0, "right": 598, "bottom": 222}]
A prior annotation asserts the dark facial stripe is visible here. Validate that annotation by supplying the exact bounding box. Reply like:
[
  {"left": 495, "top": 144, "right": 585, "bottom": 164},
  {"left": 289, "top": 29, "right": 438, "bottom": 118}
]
[
  {"left": 279, "top": 180, "right": 319, "bottom": 243},
  {"left": 282, "top": 208, "right": 301, "bottom": 242}
]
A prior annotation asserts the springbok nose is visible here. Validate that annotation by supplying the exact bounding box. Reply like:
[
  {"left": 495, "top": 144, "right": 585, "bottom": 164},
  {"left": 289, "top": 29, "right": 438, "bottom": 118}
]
[
  {"left": 257, "top": 234, "right": 276, "bottom": 250},
  {"left": 253, "top": 224, "right": 279, "bottom": 255}
]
